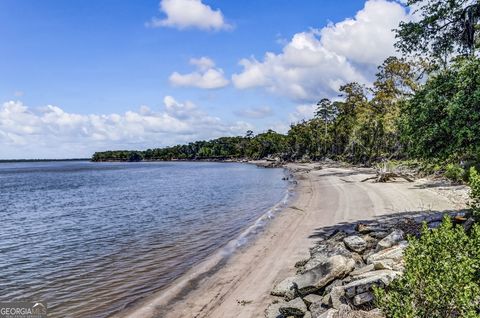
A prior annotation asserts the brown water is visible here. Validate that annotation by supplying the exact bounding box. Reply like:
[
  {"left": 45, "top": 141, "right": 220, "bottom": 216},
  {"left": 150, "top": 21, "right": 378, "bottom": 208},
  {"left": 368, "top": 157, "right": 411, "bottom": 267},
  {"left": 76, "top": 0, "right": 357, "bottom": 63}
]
[{"left": 0, "top": 161, "right": 291, "bottom": 317}]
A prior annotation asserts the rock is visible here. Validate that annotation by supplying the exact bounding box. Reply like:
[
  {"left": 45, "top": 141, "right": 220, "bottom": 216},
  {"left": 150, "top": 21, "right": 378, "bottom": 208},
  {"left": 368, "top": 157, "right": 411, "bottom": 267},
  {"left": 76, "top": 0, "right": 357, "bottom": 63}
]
[
  {"left": 349, "top": 269, "right": 401, "bottom": 282},
  {"left": 272, "top": 276, "right": 297, "bottom": 300},
  {"left": 303, "top": 294, "right": 323, "bottom": 306},
  {"left": 356, "top": 223, "right": 385, "bottom": 234},
  {"left": 293, "top": 255, "right": 355, "bottom": 295},
  {"left": 330, "top": 286, "right": 347, "bottom": 309},
  {"left": 353, "top": 292, "right": 374, "bottom": 306},
  {"left": 350, "top": 264, "right": 375, "bottom": 276},
  {"left": 304, "top": 311, "right": 312, "bottom": 318},
  {"left": 316, "top": 309, "right": 338, "bottom": 318},
  {"left": 265, "top": 301, "right": 286, "bottom": 318},
  {"left": 343, "top": 236, "right": 367, "bottom": 253},
  {"left": 344, "top": 270, "right": 400, "bottom": 298},
  {"left": 279, "top": 298, "right": 307, "bottom": 317},
  {"left": 368, "top": 231, "right": 389, "bottom": 239},
  {"left": 463, "top": 217, "right": 475, "bottom": 231},
  {"left": 304, "top": 240, "right": 352, "bottom": 272},
  {"left": 366, "top": 243, "right": 407, "bottom": 264},
  {"left": 309, "top": 300, "right": 328, "bottom": 317},
  {"left": 372, "top": 259, "right": 394, "bottom": 270},
  {"left": 376, "top": 230, "right": 404, "bottom": 251},
  {"left": 324, "top": 279, "right": 343, "bottom": 294}
]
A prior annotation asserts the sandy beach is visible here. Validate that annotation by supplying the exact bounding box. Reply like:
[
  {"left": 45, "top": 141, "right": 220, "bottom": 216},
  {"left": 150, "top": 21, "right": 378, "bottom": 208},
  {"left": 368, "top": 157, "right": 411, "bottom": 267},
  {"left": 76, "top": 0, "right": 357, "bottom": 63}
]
[{"left": 115, "top": 163, "right": 466, "bottom": 318}]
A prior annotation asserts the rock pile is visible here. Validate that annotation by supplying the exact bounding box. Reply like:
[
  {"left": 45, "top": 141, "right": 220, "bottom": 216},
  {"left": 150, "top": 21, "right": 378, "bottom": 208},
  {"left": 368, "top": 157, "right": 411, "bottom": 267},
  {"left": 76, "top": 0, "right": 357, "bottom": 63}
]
[{"left": 265, "top": 211, "right": 470, "bottom": 318}]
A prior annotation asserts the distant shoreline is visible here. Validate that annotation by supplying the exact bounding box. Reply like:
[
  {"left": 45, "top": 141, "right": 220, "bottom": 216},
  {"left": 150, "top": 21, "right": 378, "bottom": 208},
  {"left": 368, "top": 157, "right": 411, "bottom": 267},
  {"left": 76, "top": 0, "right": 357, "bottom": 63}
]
[{"left": 0, "top": 158, "right": 90, "bottom": 163}]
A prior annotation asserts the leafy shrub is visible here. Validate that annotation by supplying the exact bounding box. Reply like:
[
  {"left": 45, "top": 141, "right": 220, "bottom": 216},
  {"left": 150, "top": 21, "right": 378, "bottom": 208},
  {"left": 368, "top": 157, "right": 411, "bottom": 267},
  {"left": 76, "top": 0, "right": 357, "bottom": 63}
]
[
  {"left": 444, "top": 163, "right": 465, "bottom": 182},
  {"left": 470, "top": 167, "right": 480, "bottom": 218},
  {"left": 374, "top": 217, "right": 480, "bottom": 318}
]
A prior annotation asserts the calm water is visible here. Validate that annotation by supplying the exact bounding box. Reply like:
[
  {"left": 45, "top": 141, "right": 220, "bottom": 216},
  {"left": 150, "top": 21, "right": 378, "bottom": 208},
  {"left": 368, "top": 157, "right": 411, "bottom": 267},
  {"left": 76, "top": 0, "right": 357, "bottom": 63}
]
[{"left": 0, "top": 161, "right": 290, "bottom": 317}]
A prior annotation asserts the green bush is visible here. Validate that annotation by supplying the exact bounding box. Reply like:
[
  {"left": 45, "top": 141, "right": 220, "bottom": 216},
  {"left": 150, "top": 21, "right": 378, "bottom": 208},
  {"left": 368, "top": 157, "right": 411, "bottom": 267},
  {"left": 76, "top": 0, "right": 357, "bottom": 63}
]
[
  {"left": 444, "top": 163, "right": 465, "bottom": 182},
  {"left": 374, "top": 217, "right": 480, "bottom": 318},
  {"left": 470, "top": 167, "right": 480, "bottom": 218}
]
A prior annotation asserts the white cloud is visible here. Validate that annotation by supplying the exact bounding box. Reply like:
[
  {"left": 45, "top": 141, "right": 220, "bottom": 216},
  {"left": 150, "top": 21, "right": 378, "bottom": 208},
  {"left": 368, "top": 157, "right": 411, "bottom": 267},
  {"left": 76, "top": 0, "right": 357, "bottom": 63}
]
[
  {"left": 147, "top": 0, "right": 231, "bottom": 31},
  {"left": 289, "top": 104, "right": 317, "bottom": 123},
  {"left": 0, "top": 99, "right": 252, "bottom": 159},
  {"left": 169, "top": 57, "right": 229, "bottom": 89},
  {"left": 232, "top": 0, "right": 410, "bottom": 103},
  {"left": 234, "top": 106, "right": 273, "bottom": 119}
]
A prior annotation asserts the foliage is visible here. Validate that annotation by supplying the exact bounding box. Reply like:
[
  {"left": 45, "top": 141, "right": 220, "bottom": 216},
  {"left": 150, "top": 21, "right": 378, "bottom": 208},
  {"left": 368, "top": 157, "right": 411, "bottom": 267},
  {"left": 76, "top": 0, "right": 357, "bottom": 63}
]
[
  {"left": 444, "top": 163, "right": 466, "bottom": 183},
  {"left": 470, "top": 167, "right": 480, "bottom": 218},
  {"left": 374, "top": 217, "right": 480, "bottom": 318},
  {"left": 400, "top": 57, "right": 480, "bottom": 161},
  {"left": 396, "top": 0, "right": 480, "bottom": 65}
]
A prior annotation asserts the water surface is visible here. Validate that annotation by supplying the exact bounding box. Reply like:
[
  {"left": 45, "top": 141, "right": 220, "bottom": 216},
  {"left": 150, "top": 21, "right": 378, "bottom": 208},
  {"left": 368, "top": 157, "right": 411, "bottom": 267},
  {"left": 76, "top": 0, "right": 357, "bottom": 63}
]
[{"left": 0, "top": 161, "right": 289, "bottom": 317}]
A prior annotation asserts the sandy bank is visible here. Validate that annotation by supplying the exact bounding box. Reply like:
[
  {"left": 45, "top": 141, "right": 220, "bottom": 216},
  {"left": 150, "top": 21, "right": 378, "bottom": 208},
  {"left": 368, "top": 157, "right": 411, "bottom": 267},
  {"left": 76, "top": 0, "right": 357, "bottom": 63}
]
[{"left": 114, "top": 163, "right": 466, "bottom": 318}]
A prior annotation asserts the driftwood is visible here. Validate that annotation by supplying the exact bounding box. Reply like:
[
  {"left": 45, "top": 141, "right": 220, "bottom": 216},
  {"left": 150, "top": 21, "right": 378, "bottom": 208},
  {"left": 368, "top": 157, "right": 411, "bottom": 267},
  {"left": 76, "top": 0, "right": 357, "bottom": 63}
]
[{"left": 361, "top": 162, "right": 414, "bottom": 183}]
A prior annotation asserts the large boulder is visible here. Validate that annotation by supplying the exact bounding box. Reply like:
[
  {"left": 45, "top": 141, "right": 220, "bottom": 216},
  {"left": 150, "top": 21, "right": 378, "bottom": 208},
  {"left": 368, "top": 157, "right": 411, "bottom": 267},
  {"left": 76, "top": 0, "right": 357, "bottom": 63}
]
[
  {"left": 376, "top": 230, "right": 404, "bottom": 251},
  {"left": 343, "top": 236, "right": 367, "bottom": 253},
  {"left": 271, "top": 276, "right": 297, "bottom": 300},
  {"left": 293, "top": 255, "right": 355, "bottom": 295},
  {"left": 279, "top": 297, "right": 307, "bottom": 317},
  {"left": 366, "top": 243, "right": 407, "bottom": 264},
  {"left": 344, "top": 270, "right": 400, "bottom": 298},
  {"left": 304, "top": 240, "right": 352, "bottom": 272}
]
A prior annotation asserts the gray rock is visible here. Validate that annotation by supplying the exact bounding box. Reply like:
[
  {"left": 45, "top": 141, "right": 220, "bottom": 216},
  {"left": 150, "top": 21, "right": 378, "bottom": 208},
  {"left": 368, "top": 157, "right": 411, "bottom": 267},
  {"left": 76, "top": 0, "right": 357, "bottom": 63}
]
[
  {"left": 304, "top": 311, "right": 312, "bottom": 318},
  {"left": 323, "top": 279, "right": 343, "bottom": 294},
  {"left": 309, "top": 300, "right": 328, "bottom": 317},
  {"left": 279, "top": 297, "right": 307, "bottom": 317},
  {"left": 368, "top": 231, "right": 389, "bottom": 239},
  {"left": 356, "top": 224, "right": 386, "bottom": 234},
  {"left": 366, "top": 243, "right": 407, "bottom": 264},
  {"left": 350, "top": 264, "right": 375, "bottom": 276},
  {"left": 303, "top": 294, "right": 323, "bottom": 306},
  {"left": 344, "top": 270, "right": 400, "bottom": 298},
  {"left": 343, "top": 236, "right": 367, "bottom": 253},
  {"left": 376, "top": 230, "right": 404, "bottom": 251},
  {"left": 272, "top": 276, "right": 297, "bottom": 300},
  {"left": 330, "top": 286, "right": 347, "bottom": 309},
  {"left": 265, "top": 301, "right": 285, "bottom": 318},
  {"left": 463, "top": 217, "right": 475, "bottom": 231},
  {"left": 304, "top": 241, "right": 351, "bottom": 272},
  {"left": 353, "top": 292, "right": 374, "bottom": 306},
  {"left": 372, "top": 259, "right": 394, "bottom": 270},
  {"left": 316, "top": 309, "right": 338, "bottom": 318},
  {"left": 293, "top": 255, "right": 355, "bottom": 295}
]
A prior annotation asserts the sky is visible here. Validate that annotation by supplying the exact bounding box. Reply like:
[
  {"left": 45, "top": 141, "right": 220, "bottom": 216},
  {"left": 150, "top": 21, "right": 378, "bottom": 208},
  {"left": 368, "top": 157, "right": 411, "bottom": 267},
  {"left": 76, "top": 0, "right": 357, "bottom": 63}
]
[{"left": 0, "top": 0, "right": 411, "bottom": 159}]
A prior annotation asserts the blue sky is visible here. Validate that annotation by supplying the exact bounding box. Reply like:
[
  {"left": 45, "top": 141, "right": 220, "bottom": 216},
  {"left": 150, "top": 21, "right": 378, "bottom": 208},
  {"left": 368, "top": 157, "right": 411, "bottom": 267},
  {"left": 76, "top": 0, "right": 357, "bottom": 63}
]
[{"left": 0, "top": 0, "right": 410, "bottom": 159}]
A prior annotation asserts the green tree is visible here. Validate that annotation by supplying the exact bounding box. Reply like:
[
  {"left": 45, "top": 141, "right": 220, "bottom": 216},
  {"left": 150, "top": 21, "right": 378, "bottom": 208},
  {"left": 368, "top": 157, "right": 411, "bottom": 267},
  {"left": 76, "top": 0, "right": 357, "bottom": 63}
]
[
  {"left": 315, "top": 98, "right": 338, "bottom": 156},
  {"left": 396, "top": 0, "right": 480, "bottom": 65}
]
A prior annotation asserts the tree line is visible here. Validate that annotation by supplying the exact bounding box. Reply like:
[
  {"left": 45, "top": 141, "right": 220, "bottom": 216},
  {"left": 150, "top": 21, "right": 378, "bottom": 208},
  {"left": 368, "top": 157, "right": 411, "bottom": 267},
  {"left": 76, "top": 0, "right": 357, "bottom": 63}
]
[{"left": 93, "top": 0, "right": 480, "bottom": 169}]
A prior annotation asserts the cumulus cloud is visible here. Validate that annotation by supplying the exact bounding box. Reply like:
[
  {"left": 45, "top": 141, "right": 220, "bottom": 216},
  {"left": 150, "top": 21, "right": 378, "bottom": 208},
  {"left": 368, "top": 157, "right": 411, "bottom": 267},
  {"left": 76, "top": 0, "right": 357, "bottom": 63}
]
[
  {"left": 0, "top": 98, "right": 252, "bottom": 159},
  {"left": 147, "top": 0, "right": 231, "bottom": 31},
  {"left": 232, "top": 0, "right": 410, "bottom": 103},
  {"left": 289, "top": 104, "right": 317, "bottom": 123},
  {"left": 234, "top": 106, "right": 273, "bottom": 119},
  {"left": 169, "top": 57, "right": 229, "bottom": 89}
]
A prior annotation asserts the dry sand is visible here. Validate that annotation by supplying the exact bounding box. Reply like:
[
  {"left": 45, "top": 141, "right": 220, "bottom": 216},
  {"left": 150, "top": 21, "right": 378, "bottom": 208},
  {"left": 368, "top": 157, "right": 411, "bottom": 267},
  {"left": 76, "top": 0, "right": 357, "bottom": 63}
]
[{"left": 115, "top": 163, "right": 466, "bottom": 318}]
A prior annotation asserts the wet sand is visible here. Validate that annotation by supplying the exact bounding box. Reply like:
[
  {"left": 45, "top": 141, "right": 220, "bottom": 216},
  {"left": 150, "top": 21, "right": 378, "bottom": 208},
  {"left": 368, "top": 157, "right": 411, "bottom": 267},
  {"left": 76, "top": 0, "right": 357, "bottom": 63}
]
[{"left": 115, "top": 163, "right": 465, "bottom": 318}]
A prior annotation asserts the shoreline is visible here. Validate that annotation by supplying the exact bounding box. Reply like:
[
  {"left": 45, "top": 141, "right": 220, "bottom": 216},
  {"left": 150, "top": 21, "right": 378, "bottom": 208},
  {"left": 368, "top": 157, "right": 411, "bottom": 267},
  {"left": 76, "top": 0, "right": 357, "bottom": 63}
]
[{"left": 112, "top": 163, "right": 466, "bottom": 318}]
